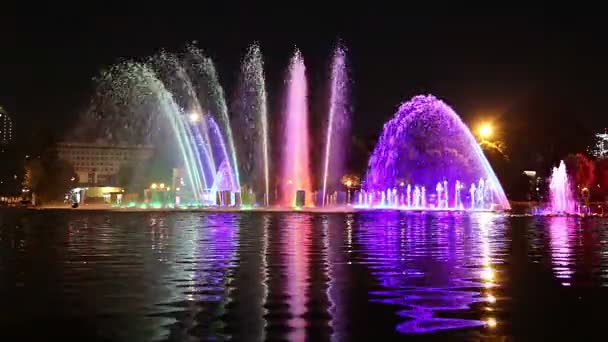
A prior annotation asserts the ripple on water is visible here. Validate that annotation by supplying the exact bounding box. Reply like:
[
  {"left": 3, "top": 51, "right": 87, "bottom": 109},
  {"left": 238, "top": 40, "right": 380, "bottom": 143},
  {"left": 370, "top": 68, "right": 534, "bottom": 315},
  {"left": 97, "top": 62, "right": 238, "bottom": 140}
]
[{"left": 0, "top": 210, "right": 606, "bottom": 340}]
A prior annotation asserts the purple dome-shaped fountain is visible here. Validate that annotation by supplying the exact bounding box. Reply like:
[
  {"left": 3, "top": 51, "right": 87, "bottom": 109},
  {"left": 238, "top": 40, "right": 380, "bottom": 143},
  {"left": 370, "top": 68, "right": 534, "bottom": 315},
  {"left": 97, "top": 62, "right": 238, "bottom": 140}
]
[{"left": 362, "top": 95, "right": 510, "bottom": 210}]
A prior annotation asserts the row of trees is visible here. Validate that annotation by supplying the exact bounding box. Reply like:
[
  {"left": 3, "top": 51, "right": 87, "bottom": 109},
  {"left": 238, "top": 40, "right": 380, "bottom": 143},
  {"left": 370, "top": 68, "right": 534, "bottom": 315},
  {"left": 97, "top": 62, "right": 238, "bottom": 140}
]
[
  {"left": 22, "top": 155, "right": 77, "bottom": 204},
  {"left": 22, "top": 156, "right": 174, "bottom": 204},
  {"left": 564, "top": 153, "right": 608, "bottom": 201}
]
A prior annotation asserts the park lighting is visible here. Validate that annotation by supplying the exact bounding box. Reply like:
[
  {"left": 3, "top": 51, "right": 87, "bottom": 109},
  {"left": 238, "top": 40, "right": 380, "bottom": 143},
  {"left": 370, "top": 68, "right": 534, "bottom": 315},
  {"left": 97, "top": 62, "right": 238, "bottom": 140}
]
[
  {"left": 151, "top": 183, "right": 158, "bottom": 189},
  {"left": 188, "top": 112, "right": 201, "bottom": 123},
  {"left": 160, "top": 183, "right": 165, "bottom": 189},
  {"left": 486, "top": 317, "right": 497, "bottom": 328},
  {"left": 346, "top": 180, "right": 353, "bottom": 188},
  {"left": 478, "top": 123, "right": 493, "bottom": 139}
]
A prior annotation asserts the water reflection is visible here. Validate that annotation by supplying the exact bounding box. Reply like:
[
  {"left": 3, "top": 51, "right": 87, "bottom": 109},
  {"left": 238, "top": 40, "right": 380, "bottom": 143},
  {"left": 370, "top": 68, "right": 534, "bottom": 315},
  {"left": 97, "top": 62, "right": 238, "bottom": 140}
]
[
  {"left": 282, "top": 214, "right": 312, "bottom": 342},
  {"left": 326, "top": 214, "right": 353, "bottom": 342},
  {"left": 151, "top": 213, "right": 240, "bottom": 340},
  {"left": 548, "top": 217, "right": 574, "bottom": 286},
  {"left": 1, "top": 210, "right": 607, "bottom": 341},
  {"left": 356, "top": 211, "right": 506, "bottom": 334}
]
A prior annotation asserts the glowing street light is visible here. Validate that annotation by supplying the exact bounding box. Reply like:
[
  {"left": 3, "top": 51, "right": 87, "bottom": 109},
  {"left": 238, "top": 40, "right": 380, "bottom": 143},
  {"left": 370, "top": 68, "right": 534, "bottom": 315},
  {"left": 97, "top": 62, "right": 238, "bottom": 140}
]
[
  {"left": 188, "top": 112, "right": 201, "bottom": 123},
  {"left": 478, "top": 123, "right": 493, "bottom": 139},
  {"left": 486, "top": 317, "right": 497, "bottom": 328},
  {"left": 151, "top": 183, "right": 158, "bottom": 190}
]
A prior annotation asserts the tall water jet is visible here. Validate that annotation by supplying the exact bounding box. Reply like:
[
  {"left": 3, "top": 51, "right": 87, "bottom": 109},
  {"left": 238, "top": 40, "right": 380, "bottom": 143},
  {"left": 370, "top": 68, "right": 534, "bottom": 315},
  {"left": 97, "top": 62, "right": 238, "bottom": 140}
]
[
  {"left": 322, "top": 45, "right": 350, "bottom": 206},
  {"left": 281, "top": 50, "right": 312, "bottom": 206},
  {"left": 81, "top": 61, "right": 207, "bottom": 199},
  {"left": 549, "top": 160, "right": 576, "bottom": 214},
  {"left": 78, "top": 48, "right": 244, "bottom": 207},
  {"left": 234, "top": 43, "right": 270, "bottom": 205},
  {"left": 184, "top": 45, "right": 241, "bottom": 193},
  {"left": 363, "top": 95, "right": 510, "bottom": 210}
]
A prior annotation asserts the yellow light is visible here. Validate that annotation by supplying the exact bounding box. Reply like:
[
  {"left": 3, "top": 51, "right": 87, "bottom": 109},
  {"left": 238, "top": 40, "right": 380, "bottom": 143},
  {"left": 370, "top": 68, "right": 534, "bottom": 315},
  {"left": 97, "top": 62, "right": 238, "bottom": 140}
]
[
  {"left": 176, "top": 187, "right": 181, "bottom": 191},
  {"left": 151, "top": 183, "right": 158, "bottom": 189},
  {"left": 160, "top": 183, "right": 165, "bottom": 189},
  {"left": 346, "top": 180, "right": 352, "bottom": 187},
  {"left": 478, "top": 123, "right": 493, "bottom": 139},
  {"left": 481, "top": 268, "right": 494, "bottom": 281},
  {"left": 486, "top": 294, "right": 496, "bottom": 303},
  {"left": 486, "top": 317, "right": 497, "bottom": 328},
  {"left": 167, "top": 187, "right": 171, "bottom": 191},
  {"left": 188, "top": 112, "right": 201, "bottom": 123}
]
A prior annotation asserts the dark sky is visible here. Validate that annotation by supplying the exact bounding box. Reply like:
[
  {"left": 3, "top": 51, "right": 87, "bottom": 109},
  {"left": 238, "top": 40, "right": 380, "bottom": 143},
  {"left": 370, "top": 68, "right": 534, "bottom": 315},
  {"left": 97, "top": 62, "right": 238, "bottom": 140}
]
[{"left": 3, "top": 10, "right": 607, "bottom": 164}]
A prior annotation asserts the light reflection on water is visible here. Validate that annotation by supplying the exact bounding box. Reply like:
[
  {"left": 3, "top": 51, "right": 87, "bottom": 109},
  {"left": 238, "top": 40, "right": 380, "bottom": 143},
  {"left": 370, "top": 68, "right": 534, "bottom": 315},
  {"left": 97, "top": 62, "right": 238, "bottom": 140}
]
[
  {"left": 0, "top": 210, "right": 606, "bottom": 340},
  {"left": 355, "top": 212, "right": 504, "bottom": 334}
]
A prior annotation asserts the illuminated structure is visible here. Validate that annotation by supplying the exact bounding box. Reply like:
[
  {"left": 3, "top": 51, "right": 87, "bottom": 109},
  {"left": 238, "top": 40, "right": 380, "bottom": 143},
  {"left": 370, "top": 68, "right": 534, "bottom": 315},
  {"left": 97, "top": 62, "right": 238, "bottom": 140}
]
[
  {"left": 0, "top": 106, "right": 13, "bottom": 145},
  {"left": 592, "top": 130, "right": 608, "bottom": 159},
  {"left": 361, "top": 95, "right": 510, "bottom": 211},
  {"left": 55, "top": 142, "right": 154, "bottom": 185}
]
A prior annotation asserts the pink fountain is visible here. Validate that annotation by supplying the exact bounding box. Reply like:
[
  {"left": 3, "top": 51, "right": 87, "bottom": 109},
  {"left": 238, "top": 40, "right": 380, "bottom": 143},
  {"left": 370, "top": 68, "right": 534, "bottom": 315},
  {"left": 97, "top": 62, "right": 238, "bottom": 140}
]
[
  {"left": 548, "top": 160, "right": 576, "bottom": 214},
  {"left": 280, "top": 49, "right": 312, "bottom": 206}
]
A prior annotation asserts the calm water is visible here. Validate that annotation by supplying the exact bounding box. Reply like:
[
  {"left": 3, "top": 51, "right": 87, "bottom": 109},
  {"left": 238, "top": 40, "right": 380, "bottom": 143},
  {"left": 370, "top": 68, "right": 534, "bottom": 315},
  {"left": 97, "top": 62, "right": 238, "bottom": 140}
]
[{"left": 0, "top": 210, "right": 607, "bottom": 341}]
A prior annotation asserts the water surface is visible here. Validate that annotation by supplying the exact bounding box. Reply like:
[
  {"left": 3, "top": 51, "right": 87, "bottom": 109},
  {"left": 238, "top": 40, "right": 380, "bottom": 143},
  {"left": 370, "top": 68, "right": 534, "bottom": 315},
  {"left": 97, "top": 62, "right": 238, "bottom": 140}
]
[{"left": 0, "top": 210, "right": 606, "bottom": 341}]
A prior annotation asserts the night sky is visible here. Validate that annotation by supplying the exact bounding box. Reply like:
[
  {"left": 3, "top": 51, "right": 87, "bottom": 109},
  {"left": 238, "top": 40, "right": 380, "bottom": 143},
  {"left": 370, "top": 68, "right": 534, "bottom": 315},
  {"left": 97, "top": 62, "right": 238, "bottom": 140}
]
[{"left": 4, "top": 10, "right": 608, "bottom": 174}]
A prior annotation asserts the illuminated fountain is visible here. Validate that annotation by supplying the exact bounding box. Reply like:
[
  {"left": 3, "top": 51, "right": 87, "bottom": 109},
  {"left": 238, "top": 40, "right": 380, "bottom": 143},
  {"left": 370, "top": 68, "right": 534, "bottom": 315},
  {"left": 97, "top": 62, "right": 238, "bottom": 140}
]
[
  {"left": 233, "top": 44, "right": 270, "bottom": 205},
  {"left": 81, "top": 49, "right": 241, "bottom": 207},
  {"left": 359, "top": 95, "right": 510, "bottom": 211},
  {"left": 321, "top": 46, "right": 350, "bottom": 206},
  {"left": 547, "top": 160, "right": 576, "bottom": 214},
  {"left": 79, "top": 45, "right": 513, "bottom": 212},
  {"left": 280, "top": 50, "right": 312, "bottom": 206}
]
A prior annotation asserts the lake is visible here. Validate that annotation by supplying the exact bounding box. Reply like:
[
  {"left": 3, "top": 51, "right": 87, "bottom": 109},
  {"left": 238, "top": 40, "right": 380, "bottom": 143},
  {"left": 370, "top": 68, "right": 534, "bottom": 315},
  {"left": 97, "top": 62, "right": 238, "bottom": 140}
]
[{"left": 1, "top": 209, "right": 607, "bottom": 341}]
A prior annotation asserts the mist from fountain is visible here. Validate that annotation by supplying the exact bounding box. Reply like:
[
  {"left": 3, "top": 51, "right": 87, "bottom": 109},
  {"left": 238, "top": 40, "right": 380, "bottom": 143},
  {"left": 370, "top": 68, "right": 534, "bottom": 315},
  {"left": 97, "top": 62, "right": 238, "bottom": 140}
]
[
  {"left": 78, "top": 51, "right": 241, "bottom": 205},
  {"left": 234, "top": 44, "right": 270, "bottom": 205}
]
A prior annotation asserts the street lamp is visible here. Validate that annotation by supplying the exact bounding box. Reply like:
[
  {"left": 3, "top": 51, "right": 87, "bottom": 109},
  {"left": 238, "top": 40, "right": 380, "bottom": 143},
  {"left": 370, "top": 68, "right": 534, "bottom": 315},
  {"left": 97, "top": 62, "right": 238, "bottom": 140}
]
[
  {"left": 478, "top": 123, "right": 493, "bottom": 139},
  {"left": 188, "top": 112, "right": 201, "bottom": 123}
]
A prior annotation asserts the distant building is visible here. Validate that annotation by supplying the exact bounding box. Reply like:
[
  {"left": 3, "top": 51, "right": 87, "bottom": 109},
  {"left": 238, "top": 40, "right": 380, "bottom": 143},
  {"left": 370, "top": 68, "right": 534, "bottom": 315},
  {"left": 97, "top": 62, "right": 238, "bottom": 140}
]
[
  {"left": 0, "top": 107, "right": 14, "bottom": 145},
  {"left": 592, "top": 130, "right": 608, "bottom": 159},
  {"left": 523, "top": 170, "right": 543, "bottom": 201},
  {"left": 55, "top": 142, "right": 154, "bottom": 185}
]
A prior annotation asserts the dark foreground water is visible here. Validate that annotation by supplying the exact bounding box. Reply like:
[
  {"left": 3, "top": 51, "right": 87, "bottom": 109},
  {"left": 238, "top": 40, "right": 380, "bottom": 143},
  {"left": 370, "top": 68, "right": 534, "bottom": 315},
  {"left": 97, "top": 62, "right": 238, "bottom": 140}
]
[{"left": 0, "top": 210, "right": 607, "bottom": 341}]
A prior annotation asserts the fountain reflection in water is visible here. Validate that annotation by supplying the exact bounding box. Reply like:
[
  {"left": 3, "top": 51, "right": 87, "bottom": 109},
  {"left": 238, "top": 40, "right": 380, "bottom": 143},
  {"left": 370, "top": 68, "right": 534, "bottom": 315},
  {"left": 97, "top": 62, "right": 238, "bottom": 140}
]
[{"left": 356, "top": 212, "right": 505, "bottom": 334}]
